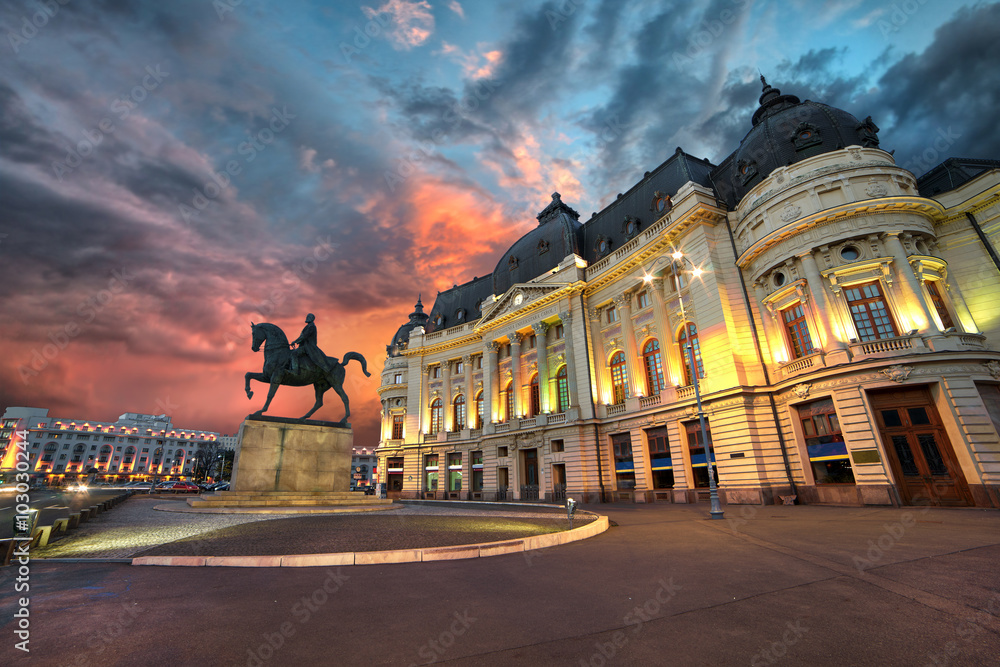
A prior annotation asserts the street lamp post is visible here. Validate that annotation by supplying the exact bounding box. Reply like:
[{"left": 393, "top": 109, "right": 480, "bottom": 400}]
[{"left": 650, "top": 251, "right": 724, "bottom": 520}]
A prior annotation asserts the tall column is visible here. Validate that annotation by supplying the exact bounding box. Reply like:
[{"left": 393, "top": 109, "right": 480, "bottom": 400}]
[
  {"left": 944, "top": 279, "right": 977, "bottom": 333},
  {"left": 589, "top": 307, "right": 611, "bottom": 403},
  {"left": 559, "top": 311, "right": 580, "bottom": 409},
  {"left": 420, "top": 364, "right": 431, "bottom": 435},
  {"left": 510, "top": 332, "right": 523, "bottom": 418},
  {"left": 614, "top": 292, "right": 642, "bottom": 397},
  {"left": 532, "top": 322, "right": 550, "bottom": 413},
  {"left": 463, "top": 354, "right": 473, "bottom": 428},
  {"left": 442, "top": 361, "right": 452, "bottom": 432},
  {"left": 884, "top": 232, "right": 934, "bottom": 333},
  {"left": 798, "top": 250, "right": 849, "bottom": 352},
  {"left": 647, "top": 277, "right": 678, "bottom": 390},
  {"left": 486, "top": 341, "right": 500, "bottom": 422}
]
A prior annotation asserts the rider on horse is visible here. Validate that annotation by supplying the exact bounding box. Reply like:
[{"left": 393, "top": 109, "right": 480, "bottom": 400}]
[{"left": 289, "top": 313, "right": 338, "bottom": 384}]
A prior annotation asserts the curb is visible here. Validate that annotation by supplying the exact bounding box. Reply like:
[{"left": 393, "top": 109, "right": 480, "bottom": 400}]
[
  {"left": 131, "top": 515, "right": 610, "bottom": 568},
  {"left": 152, "top": 502, "right": 401, "bottom": 515}
]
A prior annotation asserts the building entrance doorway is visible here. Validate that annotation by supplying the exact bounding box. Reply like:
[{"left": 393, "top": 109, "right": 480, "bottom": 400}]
[
  {"left": 870, "top": 387, "right": 971, "bottom": 506},
  {"left": 520, "top": 448, "right": 539, "bottom": 500}
]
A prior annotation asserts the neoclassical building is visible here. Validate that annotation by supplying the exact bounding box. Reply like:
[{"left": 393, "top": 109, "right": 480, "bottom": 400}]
[{"left": 375, "top": 79, "right": 1000, "bottom": 508}]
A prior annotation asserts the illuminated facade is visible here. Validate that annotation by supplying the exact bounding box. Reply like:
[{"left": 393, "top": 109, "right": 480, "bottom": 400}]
[
  {"left": 375, "top": 80, "right": 1000, "bottom": 508},
  {"left": 0, "top": 407, "right": 223, "bottom": 483}
]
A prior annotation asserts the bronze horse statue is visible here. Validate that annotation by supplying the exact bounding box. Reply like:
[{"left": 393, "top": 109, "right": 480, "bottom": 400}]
[{"left": 245, "top": 322, "right": 370, "bottom": 424}]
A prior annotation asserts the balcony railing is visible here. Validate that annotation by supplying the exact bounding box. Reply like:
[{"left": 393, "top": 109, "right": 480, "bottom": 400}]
[
  {"left": 607, "top": 402, "right": 627, "bottom": 416},
  {"left": 850, "top": 334, "right": 915, "bottom": 358},
  {"left": 495, "top": 422, "right": 510, "bottom": 433},
  {"left": 639, "top": 394, "right": 662, "bottom": 409},
  {"left": 518, "top": 417, "right": 537, "bottom": 429},
  {"left": 547, "top": 413, "right": 567, "bottom": 425}
]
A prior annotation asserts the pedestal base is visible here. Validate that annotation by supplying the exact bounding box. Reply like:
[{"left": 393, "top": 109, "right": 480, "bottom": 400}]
[{"left": 230, "top": 417, "right": 352, "bottom": 493}]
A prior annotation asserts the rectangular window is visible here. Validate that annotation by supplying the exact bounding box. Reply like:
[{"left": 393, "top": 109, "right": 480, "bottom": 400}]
[
  {"left": 845, "top": 281, "right": 898, "bottom": 341},
  {"left": 646, "top": 426, "right": 673, "bottom": 489},
  {"left": 455, "top": 361, "right": 464, "bottom": 373},
  {"left": 637, "top": 291, "right": 651, "bottom": 309},
  {"left": 611, "top": 433, "right": 635, "bottom": 490},
  {"left": 448, "top": 452, "right": 462, "bottom": 491},
  {"left": 798, "top": 398, "right": 854, "bottom": 484},
  {"left": 497, "top": 446, "right": 508, "bottom": 458},
  {"left": 685, "top": 421, "right": 716, "bottom": 488},
  {"left": 393, "top": 373, "right": 403, "bottom": 384},
  {"left": 424, "top": 454, "right": 438, "bottom": 491},
  {"left": 527, "top": 335, "right": 536, "bottom": 349},
  {"left": 554, "top": 324, "right": 564, "bottom": 339},
  {"left": 476, "top": 355, "right": 482, "bottom": 369},
  {"left": 471, "top": 450, "right": 484, "bottom": 492},
  {"left": 550, "top": 439, "right": 564, "bottom": 453},
  {"left": 432, "top": 366, "right": 441, "bottom": 379},
  {"left": 926, "top": 281, "right": 955, "bottom": 330},
  {"left": 391, "top": 415, "right": 404, "bottom": 440},
  {"left": 781, "top": 303, "right": 815, "bottom": 359},
  {"left": 607, "top": 307, "right": 619, "bottom": 324}
]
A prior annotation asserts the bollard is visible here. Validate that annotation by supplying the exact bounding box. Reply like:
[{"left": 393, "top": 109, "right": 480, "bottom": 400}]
[
  {"left": 53, "top": 518, "right": 69, "bottom": 532},
  {"left": 32, "top": 526, "right": 53, "bottom": 548}
]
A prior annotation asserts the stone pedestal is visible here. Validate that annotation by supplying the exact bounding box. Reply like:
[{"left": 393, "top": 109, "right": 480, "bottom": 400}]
[{"left": 231, "top": 416, "right": 352, "bottom": 493}]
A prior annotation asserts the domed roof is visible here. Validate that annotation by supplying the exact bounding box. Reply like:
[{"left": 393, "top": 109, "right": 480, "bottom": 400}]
[
  {"left": 711, "top": 77, "right": 882, "bottom": 208},
  {"left": 491, "top": 192, "right": 583, "bottom": 296},
  {"left": 386, "top": 296, "right": 429, "bottom": 357}
]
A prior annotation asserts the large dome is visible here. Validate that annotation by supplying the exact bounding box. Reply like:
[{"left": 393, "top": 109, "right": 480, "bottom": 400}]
[
  {"left": 386, "top": 296, "right": 429, "bottom": 357},
  {"left": 712, "top": 77, "right": 881, "bottom": 208},
  {"left": 491, "top": 192, "right": 583, "bottom": 296}
]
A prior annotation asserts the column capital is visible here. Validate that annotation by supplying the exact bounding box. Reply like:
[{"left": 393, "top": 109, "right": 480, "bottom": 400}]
[
  {"left": 559, "top": 311, "right": 572, "bottom": 323},
  {"left": 509, "top": 331, "right": 523, "bottom": 345},
  {"left": 531, "top": 321, "right": 549, "bottom": 336},
  {"left": 613, "top": 293, "right": 630, "bottom": 308},
  {"left": 486, "top": 341, "right": 501, "bottom": 353},
  {"left": 462, "top": 354, "right": 472, "bottom": 364}
]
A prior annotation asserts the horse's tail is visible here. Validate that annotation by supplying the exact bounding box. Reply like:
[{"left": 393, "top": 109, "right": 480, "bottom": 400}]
[{"left": 343, "top": 351, "right": 371, "bottom": 377}]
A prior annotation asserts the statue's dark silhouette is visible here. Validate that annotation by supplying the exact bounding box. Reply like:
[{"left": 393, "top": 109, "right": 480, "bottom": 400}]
[{"left": 245, "top": 321, "right": 370, "bottom": 424}]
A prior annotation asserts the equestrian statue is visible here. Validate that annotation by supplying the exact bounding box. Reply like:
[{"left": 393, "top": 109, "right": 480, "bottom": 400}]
[{"left": 245, "top": 314, "right": 370, "bottom": 424}]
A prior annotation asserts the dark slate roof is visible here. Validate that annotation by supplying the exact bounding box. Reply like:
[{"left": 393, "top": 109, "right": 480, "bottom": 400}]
[
  {"left": 579, "top": 148, "right": 715, "bottom": 264},
  {"left": 425, "top": 275, "right": 493, "bottom": 333},
  {"left": 711, "top": 77, "right": 880, "bottom": 209},
  {"left": 387, "top": 296, "right": 429, "bottom": 356},
  {"left": 916, "top": 158, "right": 1000, "bottom": 197},
  {"left": 490, "top": 193, "right": 584, "bottom": 296}
]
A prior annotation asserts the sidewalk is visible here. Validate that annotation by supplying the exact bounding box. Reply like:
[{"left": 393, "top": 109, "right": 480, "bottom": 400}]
[{"left": 15, "top": 503, "right": 1000, "bottom": 666}]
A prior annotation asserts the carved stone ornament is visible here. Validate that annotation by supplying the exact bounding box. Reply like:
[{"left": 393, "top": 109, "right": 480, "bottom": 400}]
[
  {"left": 780, "top": 203, "right": 802, "bottom": 222},
  {"left": 529, "top": 361, "right": 538, "bottom": 374},
  {"left": 792, "top": 383, "right": 811, "bottom": 399},
  {"left": 556, "top": 353, "right": 565, "bottom": 364},
  {"left": 685, "top": 405, "right": 699, "bottom": 419},
  {"left": 849, "top": 148, "right": 863, "bottom": 161},
  {"left": 984, "top": 360, "right": 1000, "bottom": 380},
  {"left": 880, "top": 365, "right": 913, "bottom": 383},
  {"left": 865, "top": 178, "right": 888, "bottom": 198}
]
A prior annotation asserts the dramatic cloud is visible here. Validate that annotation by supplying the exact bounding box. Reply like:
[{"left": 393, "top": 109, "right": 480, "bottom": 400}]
[{"left": 1, "top": 0, "right": 997, "bottom": 448}]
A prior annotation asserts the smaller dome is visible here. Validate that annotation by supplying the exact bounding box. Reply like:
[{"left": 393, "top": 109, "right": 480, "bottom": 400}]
[{"left": 387, "top": 296, "right": 428, "bottom": 357}]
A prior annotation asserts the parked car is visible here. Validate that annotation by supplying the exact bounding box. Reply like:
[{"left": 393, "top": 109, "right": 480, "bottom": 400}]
[{"left": 166, "top": 482, "right": 200, "bottom": 493}]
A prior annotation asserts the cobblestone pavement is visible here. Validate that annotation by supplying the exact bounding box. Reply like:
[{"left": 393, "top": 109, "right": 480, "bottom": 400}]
[{"left": 33, "top": 496, "right": 586, "bottom": 559}]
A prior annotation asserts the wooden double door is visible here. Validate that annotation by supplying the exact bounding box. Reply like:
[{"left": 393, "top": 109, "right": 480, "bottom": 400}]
[{"left": 870, "top": 387, "right": 971, "bottom": 506}]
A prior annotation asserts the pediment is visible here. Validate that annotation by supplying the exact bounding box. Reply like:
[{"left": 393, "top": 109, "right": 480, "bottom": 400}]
[{"left": 478, "top": 283, "right": 567, "bottom": 328}]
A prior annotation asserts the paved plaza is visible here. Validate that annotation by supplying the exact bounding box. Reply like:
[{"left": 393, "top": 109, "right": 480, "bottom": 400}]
[{"left": 3, "top": 501, "right": 999, "bottom": 666}]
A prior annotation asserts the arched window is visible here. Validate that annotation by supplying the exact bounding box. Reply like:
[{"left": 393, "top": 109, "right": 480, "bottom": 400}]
[
  {"left": 505, "top": 381, "right": 515, "bottom": 421},
  {"left": 610, "top": 351, "right": 629, "bottom": 404},
  {"left": 643, "top": 339, "right": 665, "bottom": 395},
  {"left": 529, "top": 374, "right": 541, "bottom": 416},
  {"left": 475, "top": 391, "right": 484, "bottom": 429},
  {"left": 678, "top": 323, "right": 704, "bottom": 385},
  {"left": 430, "top": 398, "right": 443, "bottom": 435},
  {"left": 453, "top": 394, "right": 466, "bottom": 431},
  {"left": 556, "top": 366, "right": 569, "bottom": 413}
]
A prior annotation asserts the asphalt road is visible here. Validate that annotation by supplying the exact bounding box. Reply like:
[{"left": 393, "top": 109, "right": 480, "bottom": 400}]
[
  {"left": 2, "top": 503, "right": 998, "bottom": 666},
  {"left": 0, "top": 489, "right": 128, "bottom": 539}
]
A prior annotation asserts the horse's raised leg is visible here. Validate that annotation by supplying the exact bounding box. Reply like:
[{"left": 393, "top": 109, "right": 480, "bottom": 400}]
[
  {"left": 333, "top": 382, "right": 351, "bottom": 424},
  {"left": 301, "top": 383, "right": 327, "bottom": 420},
  {"left": 246, "top": 371, "right": 269, "bottom": 400},
  {"left": 252, "top": 381, "right": 281, "bottom": 417}
]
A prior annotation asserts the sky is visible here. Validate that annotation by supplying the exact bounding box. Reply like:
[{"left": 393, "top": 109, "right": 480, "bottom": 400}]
[{"left": 2, "top": 0, "right": 1000, "bottom": 447}]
